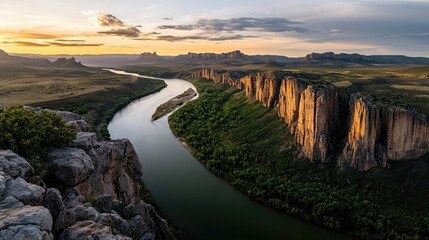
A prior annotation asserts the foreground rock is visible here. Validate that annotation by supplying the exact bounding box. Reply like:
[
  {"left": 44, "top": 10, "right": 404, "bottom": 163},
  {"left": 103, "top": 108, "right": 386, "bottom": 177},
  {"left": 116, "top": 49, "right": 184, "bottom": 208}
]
[
  {"left": 0, "top": 206, "right": 53, "bottom": 240},
  {"left": 0, "top": 110, "right": 175, "bottom": 239}
]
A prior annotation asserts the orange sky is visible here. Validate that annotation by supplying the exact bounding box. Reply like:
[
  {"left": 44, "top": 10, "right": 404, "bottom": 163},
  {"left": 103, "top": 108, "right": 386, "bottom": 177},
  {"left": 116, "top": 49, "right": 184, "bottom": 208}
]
[{"left": 1, "top": 0, "right": 427, "bottom": 57}]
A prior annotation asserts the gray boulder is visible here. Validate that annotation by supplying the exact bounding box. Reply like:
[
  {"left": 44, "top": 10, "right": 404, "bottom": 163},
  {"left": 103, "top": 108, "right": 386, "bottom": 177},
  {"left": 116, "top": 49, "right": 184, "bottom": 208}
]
[
  {"left": 0, "top": 150, "right": 34, "bottom": 179},
  {"left": 67, "top": 202, "right": 99, "bottom": 223},
  {"left": 73, "top": 132, "right": 98, "bottom": 149},
  {"left": 0, "top": 196, "right": 24, "bottom": 210},
  {"left": 43, "top": 188, "right": 67, "bottom": 233},
  {"left": 0, "top": 206, "right": 53, "bottom": 237},
  {"left": 76, "top": 139, "right": 142, "bottom": 204},
  {"left": 68, "top": 120, "right": 92, "bottom": 133},
  {"left": 97, "top": 194, "right": 113, "bottom": 213},
  {"left": 3, "top": 177, "right": 45, "bottom": 205},
  {"left": 47, "top": 148, "right": 94, "bottom": 186},
  {"left": 0, "top": 224, "right": 53, "bottom": 240},
  {"left": 0, "top": 170, "right": 6, "bottom": 197},
  {"left": 46, "top": 110, "right": 81, "bottom": 122},
  {"left": 127, "top": 215, "right": 153, "bottom": 240},
  {"left": 97, "top": 213, "right": 130, "bottom": 236},
  {"left": 59, "top": 221, "right": 132, "bottom": 240}
]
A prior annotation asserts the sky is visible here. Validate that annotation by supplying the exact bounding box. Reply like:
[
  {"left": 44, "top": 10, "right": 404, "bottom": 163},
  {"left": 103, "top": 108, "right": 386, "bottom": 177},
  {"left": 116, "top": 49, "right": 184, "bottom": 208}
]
[{"left": 0, "top": 0, "right": 429, "bottom": 57}]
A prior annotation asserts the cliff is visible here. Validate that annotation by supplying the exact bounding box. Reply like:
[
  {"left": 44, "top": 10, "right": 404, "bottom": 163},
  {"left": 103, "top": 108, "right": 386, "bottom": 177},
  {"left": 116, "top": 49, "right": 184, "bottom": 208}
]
[
  {"left": 193, "top": 68, "right": 429, "bottom": 170},
  {"left": 139, "top": 52, "right": 158, "bottom": 62},
  {"left": 52, "top": 57, "right": 87, "bottom": 69},
  {"left": 0, "top": 109, "right": 175, "bottom": 239},
  {"left": 342, "top": 94, "right": 429, "bottom": 170},
  {"left": 178, "top": 50, "right": 244, "bottom": 60},
  {"left": 303, "top": 52, "right": 372, "bottom": 63}
]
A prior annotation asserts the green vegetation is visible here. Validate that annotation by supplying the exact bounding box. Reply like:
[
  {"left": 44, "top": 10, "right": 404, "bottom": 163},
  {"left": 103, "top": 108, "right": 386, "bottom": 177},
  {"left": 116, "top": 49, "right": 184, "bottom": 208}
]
[
  {"left": 35, "top": 76, "right": 166, "bottom": 139},
  {"left": 169, "top": 79, "right": 429, "bottom": 239},
  {"left": 152, "top": 88, "right": 196, "bottom": 121},
  {"left": 0, "top": 106, "right": 76, "bottom": 176},
  {"left": 84, "top": 195, "right": 102, "bottom": 207}
]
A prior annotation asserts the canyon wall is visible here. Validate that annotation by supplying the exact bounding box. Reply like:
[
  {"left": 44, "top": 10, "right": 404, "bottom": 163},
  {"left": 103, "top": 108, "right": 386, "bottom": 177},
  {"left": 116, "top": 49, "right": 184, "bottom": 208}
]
[
  {"left": 193, "top": 68, "right": 429, "bottom": 170},
  {"left": 342, "top": 94, "right": 429, "bottom": 170}
]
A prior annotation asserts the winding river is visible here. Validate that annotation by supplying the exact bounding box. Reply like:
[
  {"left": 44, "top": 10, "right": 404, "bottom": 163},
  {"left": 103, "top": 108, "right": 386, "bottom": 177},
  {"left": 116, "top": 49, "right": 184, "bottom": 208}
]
[{"left": 108, "top": 70, "right": 350, "bottom": 240}]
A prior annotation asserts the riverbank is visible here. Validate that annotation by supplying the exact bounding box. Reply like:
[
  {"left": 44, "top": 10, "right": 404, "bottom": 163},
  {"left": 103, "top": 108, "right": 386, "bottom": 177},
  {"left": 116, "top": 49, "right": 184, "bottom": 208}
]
[
  {"left": 152, "top": 88, "right": 197, "bottom": 121},
  {"left": 169, "top": 79, "right": 429, "bottom": 239},
  {"left": 34, "top": 73, "right": 167, "bottom": 139}
]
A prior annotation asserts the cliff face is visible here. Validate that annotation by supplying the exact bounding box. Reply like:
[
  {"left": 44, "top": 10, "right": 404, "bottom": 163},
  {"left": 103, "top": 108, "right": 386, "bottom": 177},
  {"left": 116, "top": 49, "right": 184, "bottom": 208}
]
[
  {"left": 192, "top": 68, "right": 246, "bottom": 89},
  {"left": 195, "top": 69, "right": 339, "bottom": 162},
  {"left": 180, "top": 50, "right": 244, "bottom": 60},
  {"left": 278, "top": 77, "right": 306, "bottom": 133},
  {"left": 194, "top": 68, "right": 429, "bottom": 170},
  {"left": 342, "top": 94, "right": 429, "bottom": 170},
  {"left": 303, "top": 52, "right": 372, "bottom": 63},
  {"left": 295, "top": 85, "right": 338, "bottom": 162},
  {"left": 342, "top": 95, "right": 385, "bottom": 170},
  {"left": 139, "top": 52, "right": 158, "bottom": 62}
]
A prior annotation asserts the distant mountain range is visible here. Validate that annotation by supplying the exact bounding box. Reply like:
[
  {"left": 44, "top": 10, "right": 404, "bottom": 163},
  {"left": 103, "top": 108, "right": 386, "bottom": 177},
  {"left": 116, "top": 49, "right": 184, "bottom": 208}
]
[
  {"left": 6, "top": 49, "right": 429, "bottom": 68},
  {"left": 301, "top": 52, "right": 429, "bottom": 65},
  {"left": 0, "top": 49, "right": 88, "bottom": 71}
]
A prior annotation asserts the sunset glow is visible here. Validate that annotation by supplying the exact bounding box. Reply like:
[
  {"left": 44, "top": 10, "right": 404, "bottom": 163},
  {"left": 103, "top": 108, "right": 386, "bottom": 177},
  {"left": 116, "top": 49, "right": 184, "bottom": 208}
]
[{"left": 1, "top": 0, "right": 428, "bottom": 56}]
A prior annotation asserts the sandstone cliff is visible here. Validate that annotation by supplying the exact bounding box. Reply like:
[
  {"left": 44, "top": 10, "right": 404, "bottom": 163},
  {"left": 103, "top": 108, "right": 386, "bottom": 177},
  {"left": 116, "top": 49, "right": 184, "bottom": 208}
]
[
  {"left": 342, "top": 94, "right": 429, "bottom": 170},
  {"left": 0, "top": 109, "right": 175, "bottom": 240},
  {"left": 193, "top": 68, "right": 429, "bottom": 170}
]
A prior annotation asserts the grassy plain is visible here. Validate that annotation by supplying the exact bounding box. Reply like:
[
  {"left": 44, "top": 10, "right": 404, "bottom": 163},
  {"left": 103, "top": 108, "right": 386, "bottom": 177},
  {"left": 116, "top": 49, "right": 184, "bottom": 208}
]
[{"left": 0, "top": 68, "right": 166, "bottom": 139}]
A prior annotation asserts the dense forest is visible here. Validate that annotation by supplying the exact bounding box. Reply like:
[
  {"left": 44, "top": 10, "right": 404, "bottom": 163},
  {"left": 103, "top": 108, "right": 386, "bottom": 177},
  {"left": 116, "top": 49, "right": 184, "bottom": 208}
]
[{"left": 169, "top": 79, "right": 429, "bottom": 239}]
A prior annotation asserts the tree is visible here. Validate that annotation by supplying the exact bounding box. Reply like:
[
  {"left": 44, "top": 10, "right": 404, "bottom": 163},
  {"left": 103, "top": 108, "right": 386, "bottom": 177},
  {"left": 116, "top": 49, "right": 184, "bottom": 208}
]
[{"left": 0, "top": 106, "right": 76, "bottom": 176}]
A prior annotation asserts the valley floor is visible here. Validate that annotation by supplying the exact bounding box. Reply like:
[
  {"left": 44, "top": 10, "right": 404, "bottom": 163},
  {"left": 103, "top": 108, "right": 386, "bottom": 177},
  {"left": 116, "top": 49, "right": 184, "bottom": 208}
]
[{"left": 169, "top": 79, "right": 429, "bottom": 239}]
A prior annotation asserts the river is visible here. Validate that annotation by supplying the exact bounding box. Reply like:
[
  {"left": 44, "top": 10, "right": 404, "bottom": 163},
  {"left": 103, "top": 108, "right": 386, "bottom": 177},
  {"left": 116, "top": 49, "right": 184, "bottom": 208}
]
[{"left": 107, "top": 70, "right": 350, "bottom": 240}]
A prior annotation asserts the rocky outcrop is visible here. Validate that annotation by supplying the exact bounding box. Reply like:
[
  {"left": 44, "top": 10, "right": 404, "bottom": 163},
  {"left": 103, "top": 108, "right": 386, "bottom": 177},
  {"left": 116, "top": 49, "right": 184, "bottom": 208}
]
[
  {"left": 342, "top": 94, "right": 429, "bottom": 170},
  {"left": 0, "top": 206, "right": 54, "bottom": 240},
  {"left": 194, "top": 68, "right": 429, "bottom": 170},
  {"left": 295, "top": 85, "right": 339, "bottom": 162},
  {"left": 192, "top": 68, "right": 247, "bottom": 88},
  {"left": 47, "top": 148, "right": 94, "bottom": 186},
  {"left": 0, "top": 150, "right": 34, "bottom": 179},
  {"left": 238, "top": 72, "right": 286, "bottom": 107},
  {"left": 278, "top": 77, "right": 307, "bottom": 133},
  {"left": 139, "top": 52, "right": 158, "bottom": 62},
  {"left": 303, "top": 52, "right": 372, "bottom": 63},
  {"left": 0, "top": 110, "right": 175, "bottom": 239},
  {"left": 76, "top": 139, "right": 142, "bottom": 204},
  {"left": 178, "top": 50, "right": 244, "bottom": 60},
  {"left": 195, "top": 68, "right": 340, "bottom": 162}
]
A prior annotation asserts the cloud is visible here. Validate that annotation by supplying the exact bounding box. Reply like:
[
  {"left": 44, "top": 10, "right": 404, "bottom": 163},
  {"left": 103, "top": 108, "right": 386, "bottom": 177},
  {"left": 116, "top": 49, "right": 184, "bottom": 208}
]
[
  {"left": 0, "top": 30, "right": 70, "bottom": 40},
  {"left": 162, "top": 17, "right": 173, "bottom": 21},
  {"left": 133, "top": 34, "right": 255, "bottom": 42},
  {"left": 157, "top": 17, "right": 307, "bottom": 33},
  {"left": 1, "top": 40, "right": 102, "bottom": 47},
  {"left": 1, "top": 41, "right": 49, "bottom": 47},
  {"left": 89, "top": 12, "right": 143, "bottom": 38},
  {"left": 50, "top": 42, "right": 103, "bottom": 47},
  {"left": 55, "top": 39, "right": 87, "bottom": 42},
  {"left": 98, "top": 27, "right": 141, "bottom": 38},
  {"left": 97, "top": 13, "right": 125, "bottom": 27}
]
